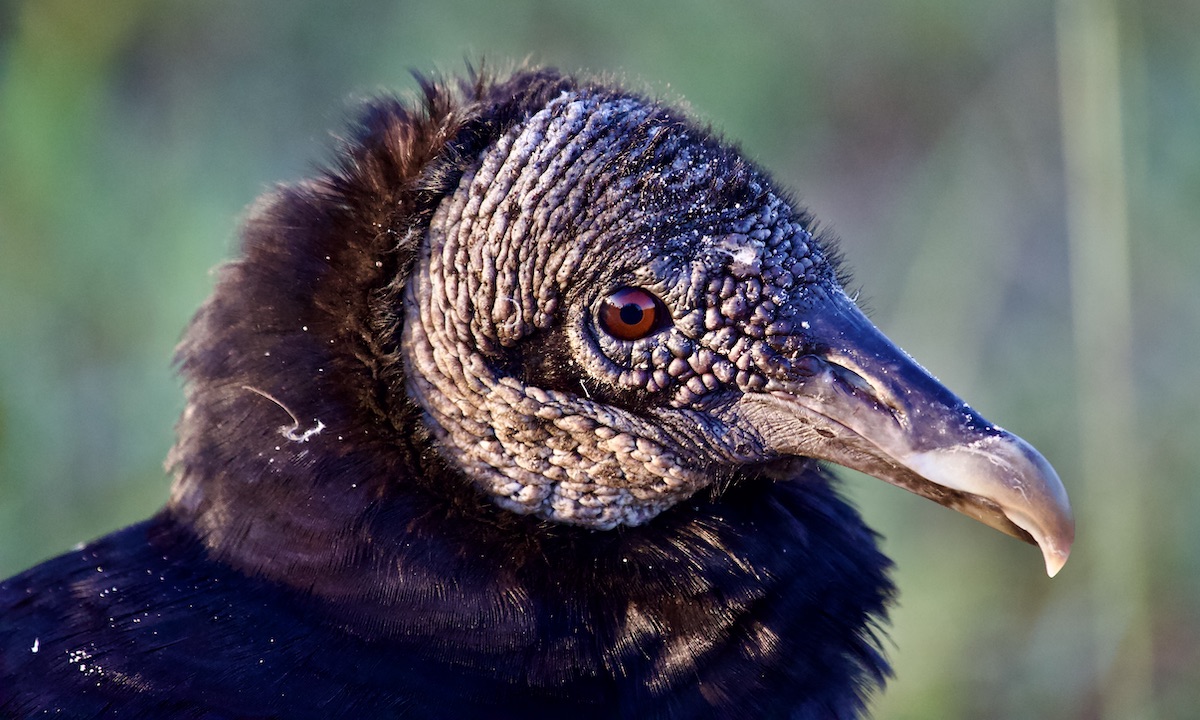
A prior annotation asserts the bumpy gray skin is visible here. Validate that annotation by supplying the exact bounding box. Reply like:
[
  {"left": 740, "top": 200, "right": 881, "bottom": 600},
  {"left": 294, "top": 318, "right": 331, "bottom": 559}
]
[{"left": 404, "top": 89, "right": 826, "bottom": 529}]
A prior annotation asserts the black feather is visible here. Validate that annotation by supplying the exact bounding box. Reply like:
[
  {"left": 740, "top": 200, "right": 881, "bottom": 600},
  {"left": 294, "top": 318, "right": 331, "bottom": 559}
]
[{"left": 2, "top": 68, "right": 896, "bottom": 719}]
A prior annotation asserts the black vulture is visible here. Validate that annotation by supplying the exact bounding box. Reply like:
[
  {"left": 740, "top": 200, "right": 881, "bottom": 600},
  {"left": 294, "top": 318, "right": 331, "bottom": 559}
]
[{"left": 0, "top": 68, "right": 1073, "bottom": 719}]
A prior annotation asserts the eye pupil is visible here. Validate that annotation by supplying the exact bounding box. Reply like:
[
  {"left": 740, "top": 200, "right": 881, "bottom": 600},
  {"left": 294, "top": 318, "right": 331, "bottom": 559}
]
[{"left": 599, "top": 287, "right": 668, "bottom": 340}]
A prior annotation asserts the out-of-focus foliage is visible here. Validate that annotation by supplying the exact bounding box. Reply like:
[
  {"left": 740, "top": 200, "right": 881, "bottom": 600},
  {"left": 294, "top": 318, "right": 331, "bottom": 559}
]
[{"left": 1, "top": 0, "right": 1196, "bottom": 717}]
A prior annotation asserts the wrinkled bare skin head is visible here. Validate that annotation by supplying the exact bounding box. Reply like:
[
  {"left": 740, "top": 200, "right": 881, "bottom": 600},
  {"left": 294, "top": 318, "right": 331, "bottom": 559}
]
[{"left": 401, "top": 88, "right": 1073, "bottom": 575}]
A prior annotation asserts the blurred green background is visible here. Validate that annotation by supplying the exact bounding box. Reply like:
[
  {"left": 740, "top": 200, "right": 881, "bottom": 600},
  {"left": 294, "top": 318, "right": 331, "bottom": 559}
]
[{"left": 1, "top": 0, "right": 1197, "bottom": 717}]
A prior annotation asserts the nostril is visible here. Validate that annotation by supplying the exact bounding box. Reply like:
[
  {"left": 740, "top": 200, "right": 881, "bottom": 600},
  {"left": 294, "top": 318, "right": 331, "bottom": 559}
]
[
  {"left": 792, "top": 354, "right": 825, "bottom": 377},
  {"left": 827, "top": 361, "right": 906, "bottom": 423},
  {"left": 832, "top": 364, "right": 874, "bottom": 395}
]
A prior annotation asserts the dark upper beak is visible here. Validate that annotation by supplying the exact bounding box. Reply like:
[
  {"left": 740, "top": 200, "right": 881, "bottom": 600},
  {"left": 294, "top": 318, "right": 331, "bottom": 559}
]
[{"left": 733, "top": 287, "right": 1074, "bottom": 576}]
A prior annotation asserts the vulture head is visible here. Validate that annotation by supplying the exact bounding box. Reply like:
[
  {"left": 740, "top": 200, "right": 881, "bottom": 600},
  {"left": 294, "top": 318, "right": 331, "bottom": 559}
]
[{"left": 159, "top": 68, "right": 1072, "bottom": 713}]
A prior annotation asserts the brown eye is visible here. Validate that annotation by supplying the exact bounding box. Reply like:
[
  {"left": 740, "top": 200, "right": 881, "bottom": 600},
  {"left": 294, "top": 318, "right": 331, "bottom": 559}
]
[{"left": 599, "top": 287, "right": 666, "bottom": 340}]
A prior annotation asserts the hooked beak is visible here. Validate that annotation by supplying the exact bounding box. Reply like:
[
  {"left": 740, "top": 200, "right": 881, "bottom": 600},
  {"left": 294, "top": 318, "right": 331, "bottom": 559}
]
[{"left": 734, "top": 288, "right": 1074, "bottom": 577}]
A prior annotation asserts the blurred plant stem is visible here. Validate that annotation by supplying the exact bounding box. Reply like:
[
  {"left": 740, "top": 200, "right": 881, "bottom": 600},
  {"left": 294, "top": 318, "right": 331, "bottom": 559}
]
[{"left": 1056, "top": 0, "right": 1154, "bottom": 718}]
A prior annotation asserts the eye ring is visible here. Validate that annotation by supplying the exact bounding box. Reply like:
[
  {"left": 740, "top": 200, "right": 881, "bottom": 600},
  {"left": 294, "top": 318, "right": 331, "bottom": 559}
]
[{"left": 599, "top": 287, "right": 669, "bottom": 341}]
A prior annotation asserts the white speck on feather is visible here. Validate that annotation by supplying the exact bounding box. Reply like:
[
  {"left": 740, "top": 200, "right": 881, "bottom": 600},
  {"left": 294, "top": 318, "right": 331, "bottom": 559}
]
[
  {"left": 241, "top": 385, "right": 325, "bottom": 443},
  {"left": 31, "top": 638, "right": 38, "bottom": 653},
  {"left": 283, "top": 420, "right": 325, "bottom": 443}
]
